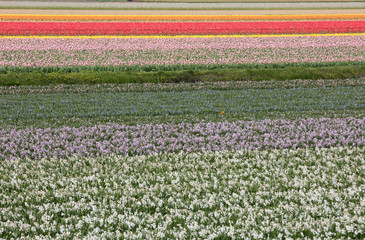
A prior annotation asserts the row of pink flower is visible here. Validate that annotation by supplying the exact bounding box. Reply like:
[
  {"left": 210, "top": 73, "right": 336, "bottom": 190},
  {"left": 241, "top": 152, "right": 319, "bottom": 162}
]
[
  {"left": 1, "top": 117, "right": 364, "bottom": 160},
  {"left": 0, "top": 35, "right": 364, "bottom": 68},
  {"left": 1, "top": 21, "right": 364, "bottom": 36}
]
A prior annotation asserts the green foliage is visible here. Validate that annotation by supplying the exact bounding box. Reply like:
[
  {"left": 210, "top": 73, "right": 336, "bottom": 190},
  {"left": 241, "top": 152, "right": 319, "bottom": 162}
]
[{"left": 0, "top": 65, "right": 365, "bottom": 86}]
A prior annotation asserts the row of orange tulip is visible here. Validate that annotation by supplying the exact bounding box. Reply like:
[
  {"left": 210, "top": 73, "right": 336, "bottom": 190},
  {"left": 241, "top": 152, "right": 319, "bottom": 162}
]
[{"left": 1, "top": 14, "right": 365, "bottom": 21}]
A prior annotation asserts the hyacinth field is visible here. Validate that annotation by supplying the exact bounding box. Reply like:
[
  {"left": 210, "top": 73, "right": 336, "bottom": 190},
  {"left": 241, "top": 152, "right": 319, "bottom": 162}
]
[{"left": 1, "top": 3, "right": 365, "bottom": 239}]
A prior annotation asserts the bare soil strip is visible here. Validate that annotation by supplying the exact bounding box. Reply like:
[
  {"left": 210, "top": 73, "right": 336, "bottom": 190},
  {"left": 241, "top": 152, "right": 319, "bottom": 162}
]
[
  {"left": 147, "top": 0, "right": 365, "bottom": 1},
  {"left": 142, "top": 0, "right": 365, "bottom": 1},
  {"left": 2, "top": 9, "right": 365, "bottom": 15}
]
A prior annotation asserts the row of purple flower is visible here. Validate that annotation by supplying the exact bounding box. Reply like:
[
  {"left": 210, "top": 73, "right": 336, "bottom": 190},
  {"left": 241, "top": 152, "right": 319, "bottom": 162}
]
[{"left": 2, "top": 117, "right": 364, "bottom": 160}]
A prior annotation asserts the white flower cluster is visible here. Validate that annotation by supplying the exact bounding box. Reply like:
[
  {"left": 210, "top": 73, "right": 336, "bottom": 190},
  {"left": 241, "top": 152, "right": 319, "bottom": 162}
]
[{"left": 1, "top": 147, "right": 364, "bottom": 239}]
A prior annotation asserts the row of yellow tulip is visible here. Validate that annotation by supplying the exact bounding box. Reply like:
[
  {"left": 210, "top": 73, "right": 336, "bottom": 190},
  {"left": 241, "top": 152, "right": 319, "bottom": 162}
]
[
  {"left": 1, "top": 14, "right": 364, "bottom": 21},
  {"left": 2, "top": 33, "right": 365, "bottom": 39}
]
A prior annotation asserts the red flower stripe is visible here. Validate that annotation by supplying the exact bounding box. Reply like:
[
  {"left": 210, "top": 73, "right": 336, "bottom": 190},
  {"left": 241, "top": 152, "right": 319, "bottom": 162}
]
[{"left": 0, "top": 20, "right": 364, "bottom": 36}]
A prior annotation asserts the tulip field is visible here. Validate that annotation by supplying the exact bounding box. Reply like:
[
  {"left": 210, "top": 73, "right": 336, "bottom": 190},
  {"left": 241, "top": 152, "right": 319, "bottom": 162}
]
[
  {"left": 2, "top": 20, "right": 365, "bottom": 36},
  {"left": 1, "top": 4, "right": 365, "bottom": 239}
]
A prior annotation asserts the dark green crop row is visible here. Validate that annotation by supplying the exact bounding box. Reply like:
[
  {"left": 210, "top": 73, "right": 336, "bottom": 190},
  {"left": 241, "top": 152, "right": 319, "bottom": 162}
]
[
  {"left": 1, "top": 78, "right": 364, "bottom": 95},
  {"left": 1, "top": 65, "right": 365, "bottom": 86},
  {"left": 1, "top": 85, "right": 364, "bottom": 128}
]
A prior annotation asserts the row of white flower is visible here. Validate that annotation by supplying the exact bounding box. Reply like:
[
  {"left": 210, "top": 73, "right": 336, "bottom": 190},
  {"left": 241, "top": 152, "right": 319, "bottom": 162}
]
[{"left": 1, "top": 147, "right": 364, "bottom": 239}]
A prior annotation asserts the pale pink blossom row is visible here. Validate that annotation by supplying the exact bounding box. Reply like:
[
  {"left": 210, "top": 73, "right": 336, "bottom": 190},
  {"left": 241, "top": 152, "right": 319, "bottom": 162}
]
[{"left": 0, "top": 35, "right": 364, "bottom": 68}]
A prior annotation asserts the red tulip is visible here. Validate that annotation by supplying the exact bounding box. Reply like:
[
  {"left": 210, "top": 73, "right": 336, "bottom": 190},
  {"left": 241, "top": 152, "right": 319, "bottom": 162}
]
[{"left": 0, "top": 20, "right": 364, "bottom": 36}]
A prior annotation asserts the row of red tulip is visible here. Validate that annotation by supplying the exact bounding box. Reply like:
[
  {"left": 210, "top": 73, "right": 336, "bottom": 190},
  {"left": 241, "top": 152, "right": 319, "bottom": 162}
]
[{"left": 1, "top": 20, "right": 364, "bottom": 36}]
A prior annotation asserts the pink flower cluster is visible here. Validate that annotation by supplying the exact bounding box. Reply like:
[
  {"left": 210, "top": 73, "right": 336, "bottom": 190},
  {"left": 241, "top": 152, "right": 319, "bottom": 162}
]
[{"left": 0, "top": 35, "right": 364, "bottom": 69}]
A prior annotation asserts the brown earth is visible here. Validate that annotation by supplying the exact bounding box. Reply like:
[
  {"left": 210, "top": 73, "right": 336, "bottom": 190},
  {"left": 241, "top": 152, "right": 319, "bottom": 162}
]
[
  {"left": 1, "top": 9, "right": 365, "bottom": 15},
  {"left": 141, "top": 0, "right": 365, "bottom": 1}
]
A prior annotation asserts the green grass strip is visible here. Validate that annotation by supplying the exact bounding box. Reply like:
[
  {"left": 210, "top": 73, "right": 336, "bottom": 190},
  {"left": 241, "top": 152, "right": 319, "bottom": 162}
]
[{"left": 1, "top": 65, "right": 365, "bottom": 86}]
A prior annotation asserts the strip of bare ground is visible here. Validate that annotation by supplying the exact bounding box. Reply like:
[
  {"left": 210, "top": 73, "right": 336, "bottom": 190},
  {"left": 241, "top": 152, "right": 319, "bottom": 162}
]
[
  {"left": 1, "top": 9, "right": 365, "bottom": 15},
  {"left": 152, "top": 0, "right": 365, "bottom": 1}
]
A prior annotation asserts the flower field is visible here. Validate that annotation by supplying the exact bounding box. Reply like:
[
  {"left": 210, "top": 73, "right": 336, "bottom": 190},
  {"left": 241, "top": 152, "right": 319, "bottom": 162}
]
[
  {"left": 1, "top": 9, "right": 365, "bottom": 239},
  {"left": 1, "top": 14, "right": 365, "bottom": 21},
  {"left": 2, "top": 20, "right": 365, "bottom": 36},
  {"left": 1, "top": 34, "right": 365, "bottom": 71},
  {"left": 2, "top": 147, "right": 365, "bottom": 239}
]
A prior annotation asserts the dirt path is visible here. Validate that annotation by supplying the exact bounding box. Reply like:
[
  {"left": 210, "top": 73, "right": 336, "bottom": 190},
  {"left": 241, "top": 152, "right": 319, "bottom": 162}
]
[
  {"left": 143, "top": 0, "right": 364, "bottom": 1},
  {"left": 1, "top": 9, "right": 365, "bottom": 15}
]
